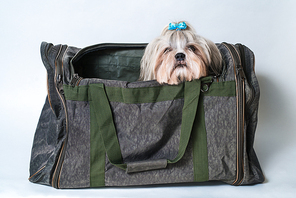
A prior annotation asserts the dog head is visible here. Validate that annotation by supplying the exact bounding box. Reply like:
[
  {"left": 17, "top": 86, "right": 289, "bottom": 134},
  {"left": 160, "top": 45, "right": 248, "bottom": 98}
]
[{"left": 139, "top": 21, "right": 222, "bottom": 85}]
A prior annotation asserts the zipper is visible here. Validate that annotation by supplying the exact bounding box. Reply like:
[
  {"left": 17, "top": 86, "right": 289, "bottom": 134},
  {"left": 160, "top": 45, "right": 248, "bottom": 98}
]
[
  {"left": 222, "top": 43, "right": 245, "bottom": 186},
  {"left": 46, "top": 45, "right": 63, "bottom": 116},
  {"left": 51, "top": 45, "right": 69, "bottom": 189},
  {"left": 236, "top": 44, "right": 256, "bottom": 110},
  {"left": 234, "top": 65, "right": 245, "bottom": 186}
]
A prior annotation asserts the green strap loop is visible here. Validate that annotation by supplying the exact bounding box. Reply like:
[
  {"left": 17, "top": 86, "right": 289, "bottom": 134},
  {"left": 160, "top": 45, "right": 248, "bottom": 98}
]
[{"left": 88, "top": 80, "right": 201, "bottom": 172}]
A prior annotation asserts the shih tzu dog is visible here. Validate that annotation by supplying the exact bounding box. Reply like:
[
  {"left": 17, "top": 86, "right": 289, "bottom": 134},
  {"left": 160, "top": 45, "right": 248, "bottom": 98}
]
[{"left": 139, "top": 21, "right": 222, "bottom": 85}]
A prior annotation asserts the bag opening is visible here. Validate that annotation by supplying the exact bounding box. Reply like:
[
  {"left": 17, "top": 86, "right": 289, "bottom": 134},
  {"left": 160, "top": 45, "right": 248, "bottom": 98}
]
[{"left": 71, "top": 46, "right": 145, "bottom": 82}]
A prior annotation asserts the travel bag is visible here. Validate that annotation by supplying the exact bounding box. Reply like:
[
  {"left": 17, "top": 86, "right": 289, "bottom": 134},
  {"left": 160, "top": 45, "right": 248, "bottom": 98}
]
[{"left": 29, "top": 42, "right": 264, "bottom": 188}]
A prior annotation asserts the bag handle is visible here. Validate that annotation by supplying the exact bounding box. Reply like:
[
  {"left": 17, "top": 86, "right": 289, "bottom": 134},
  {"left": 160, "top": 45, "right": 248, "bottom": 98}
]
[{"left": 88, "top": 80, "right": 201, "bottom": 173}]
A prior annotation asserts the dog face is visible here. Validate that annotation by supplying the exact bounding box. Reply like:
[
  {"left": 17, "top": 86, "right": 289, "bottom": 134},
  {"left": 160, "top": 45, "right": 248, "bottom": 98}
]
[
  {"left": 139, "top": 21, "right": 222, "bottom": 85},
  {"left": 152, "top": 29, "right": 209, "bottom": 84}
]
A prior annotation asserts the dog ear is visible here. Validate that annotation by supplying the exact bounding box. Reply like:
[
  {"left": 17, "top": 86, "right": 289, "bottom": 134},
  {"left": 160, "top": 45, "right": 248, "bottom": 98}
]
[
  {"left": 139, "top": 43, "right": 153, "bottom": 81},
  {"left": 139, "top": 39, "right": 160, "bottom": 81},
  {"left": 206, "top": 40, "right": 223, "bottom": 76}
]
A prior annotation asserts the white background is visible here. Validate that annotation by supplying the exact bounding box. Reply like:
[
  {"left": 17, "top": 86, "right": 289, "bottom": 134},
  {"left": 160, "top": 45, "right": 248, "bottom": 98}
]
[{"left": 1, "top": 0, "right": 296, "bottom": 197}]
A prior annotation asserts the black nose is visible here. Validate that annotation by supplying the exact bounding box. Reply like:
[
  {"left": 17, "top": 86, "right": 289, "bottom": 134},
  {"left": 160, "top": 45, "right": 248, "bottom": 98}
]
[{"left": 175, "top": 53, "right": 185, "bottom": 61}]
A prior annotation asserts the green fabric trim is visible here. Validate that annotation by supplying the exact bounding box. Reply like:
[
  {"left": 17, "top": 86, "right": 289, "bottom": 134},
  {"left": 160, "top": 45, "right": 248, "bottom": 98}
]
[
  {"left": 63, "top": 80, "right": 236, "bottom": 103},
  {"left": 64, "top": 83, "right": 184, "bottom": 103},
  {"left": 203, "top": 81, "right": 236, "bottom": 97},
  {"left": 192, "top": 94, "right": 209, "bottom": 182},
  {"left": 64, "top": 84, "right": 88, "bottom": 101},
  {"left": 104, "top": 84, "right": 184, "bottom": 104}
]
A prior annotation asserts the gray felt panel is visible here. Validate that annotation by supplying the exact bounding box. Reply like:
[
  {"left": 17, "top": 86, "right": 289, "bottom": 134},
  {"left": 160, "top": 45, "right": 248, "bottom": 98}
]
[{"left": 59, "top": 100, "right": 91, "bottom": 188}]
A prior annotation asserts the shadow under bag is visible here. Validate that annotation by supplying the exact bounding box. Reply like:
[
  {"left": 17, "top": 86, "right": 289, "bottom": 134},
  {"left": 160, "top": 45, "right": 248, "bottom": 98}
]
[{"left": 29, "top": 42, "right": 264, "bottom": 188}]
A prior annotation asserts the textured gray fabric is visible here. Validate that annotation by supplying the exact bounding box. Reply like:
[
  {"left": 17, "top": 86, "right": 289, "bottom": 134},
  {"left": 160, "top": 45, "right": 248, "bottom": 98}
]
[
  {"left": 105, "top": 142, "right": 194, "bottom": 186},
  {"left": 58, "top": 100, "right": 91, "bottom": 188},
  {"left": 29, "top": 97, "right": 62, "bottom": 185},
  {"left": 203, "top": 96, "right": 237, "bottom": 184},
  {"left": 110, "top": 99, "right": 184, "bottom": 163},
  {"left": 104, "top": 99, "right": 195, "bottom": 186},
  {"left": 216, "top": 44, "right": 235, "bottom": 82}
]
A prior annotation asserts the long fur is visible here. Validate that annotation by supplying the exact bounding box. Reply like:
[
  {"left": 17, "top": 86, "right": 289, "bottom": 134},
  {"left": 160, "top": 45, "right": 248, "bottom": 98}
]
[{"left": 139, "top": 21, "right": 222, "bottom": 85}]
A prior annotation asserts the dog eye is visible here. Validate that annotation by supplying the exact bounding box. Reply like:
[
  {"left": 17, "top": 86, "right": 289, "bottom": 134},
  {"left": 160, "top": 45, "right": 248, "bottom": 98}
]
[
  {"left": 188, "top": 45, "right": 196, "bottom": 52},
  {"left": 164, "top": 47, "right": 172, "bottom": 54}
]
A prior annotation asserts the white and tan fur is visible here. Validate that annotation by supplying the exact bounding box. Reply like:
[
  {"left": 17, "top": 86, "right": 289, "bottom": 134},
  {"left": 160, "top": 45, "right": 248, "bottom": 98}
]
[{"left": 139, "top": 21, "right": 222, "bottom": 85}]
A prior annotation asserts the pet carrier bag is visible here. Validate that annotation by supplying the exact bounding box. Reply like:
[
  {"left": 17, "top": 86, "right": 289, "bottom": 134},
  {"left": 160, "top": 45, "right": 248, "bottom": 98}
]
[{"left": 29, "top": 42, "right": 264, "bottom": 188}]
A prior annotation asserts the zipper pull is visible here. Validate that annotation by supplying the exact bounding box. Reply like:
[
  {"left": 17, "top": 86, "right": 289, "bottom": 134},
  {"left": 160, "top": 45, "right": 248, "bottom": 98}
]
[
  {"left": 237, "top": 67, "right": 246, "bottom": 80},
  {"left": 56, "top": 74, "right": 64, "bottom": 94},
  {"left": 70, "top": 74, "right": 83, "bottom": 87}
]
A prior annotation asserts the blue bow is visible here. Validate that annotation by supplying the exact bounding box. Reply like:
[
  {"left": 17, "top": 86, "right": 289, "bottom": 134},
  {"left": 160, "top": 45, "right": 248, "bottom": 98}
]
[{"left": 168, "top": 22, "right": 187, "bottom": 31}]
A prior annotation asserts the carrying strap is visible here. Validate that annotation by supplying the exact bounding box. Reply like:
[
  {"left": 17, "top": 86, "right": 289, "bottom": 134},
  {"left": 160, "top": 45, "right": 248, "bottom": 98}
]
[{"left": 88, "top": 80, "right": 201, "bottom": 173}]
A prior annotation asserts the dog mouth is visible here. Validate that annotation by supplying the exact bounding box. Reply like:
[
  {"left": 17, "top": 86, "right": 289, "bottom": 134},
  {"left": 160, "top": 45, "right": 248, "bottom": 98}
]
[
  {"left": 175, "top": 64, "right": 187, "bottom": 69},
  {"left": 174, "top": 61, "right": 187, "bottom": 69}
]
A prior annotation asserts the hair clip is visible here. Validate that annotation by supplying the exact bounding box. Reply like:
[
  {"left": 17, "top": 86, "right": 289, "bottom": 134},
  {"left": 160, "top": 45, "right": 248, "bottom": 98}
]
[{"left": 168, "top": 22, "right": 187, "bottom": 31}]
